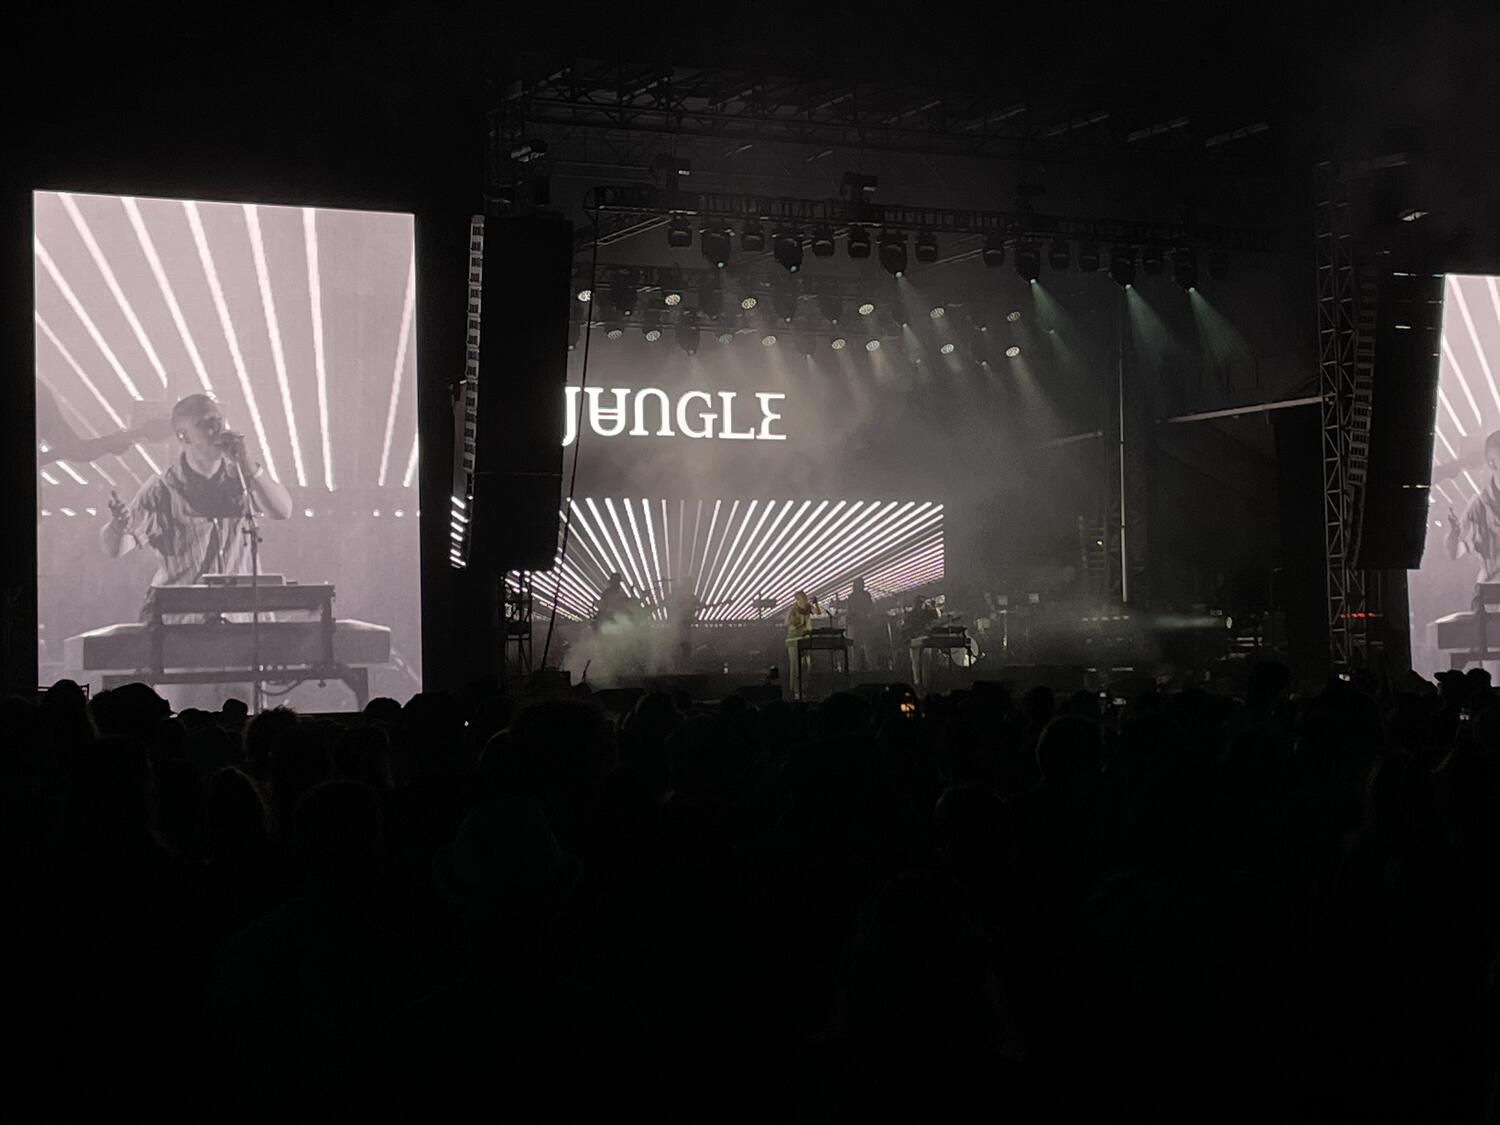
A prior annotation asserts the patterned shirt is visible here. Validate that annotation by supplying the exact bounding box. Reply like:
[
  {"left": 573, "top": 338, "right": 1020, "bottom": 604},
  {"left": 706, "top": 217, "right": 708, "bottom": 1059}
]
[
  {"left": 1458, "top": 479, "right": 1500, "bottom": 582},
  {"left": 120, "top": 456, "right": 260, "bottom": 616}
]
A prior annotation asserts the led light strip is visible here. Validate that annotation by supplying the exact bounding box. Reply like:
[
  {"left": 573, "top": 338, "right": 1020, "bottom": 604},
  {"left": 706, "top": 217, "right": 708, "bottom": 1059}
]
[
  {"left": 34, "top": 237, "right": 144, "bottom": 401},
  {"left": 184, "top": 201, "right": 280, "bottom": 482},
  {"left": 245, "top": 205, "right": 308, "bottom": 487},
  {"left": 1441, "top": 336, "right": 1484, "bottom": 431},
  {"left": 1438, "top": 387, "right": 1469, "bottom": 439},
  {"left": 59, "top": 193, "right": 168, "bottom": 389},
  {"left": 302, "top": 208, "right": 334, "bottom": 490},
  {"left": 377, "top": 249, "right": 416, "bottom": 487},
  {"left": 1450, "top": 277, "right": 1500, "bottom": 419},
  {"left": 122, "top": 196, "right": 213, "bottom": 392}
]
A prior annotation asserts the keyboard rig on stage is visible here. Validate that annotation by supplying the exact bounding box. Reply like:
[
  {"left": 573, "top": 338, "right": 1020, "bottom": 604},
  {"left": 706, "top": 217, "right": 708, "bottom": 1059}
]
[{"left": 63, "top": 575, "right": 391, "bottom": 709}]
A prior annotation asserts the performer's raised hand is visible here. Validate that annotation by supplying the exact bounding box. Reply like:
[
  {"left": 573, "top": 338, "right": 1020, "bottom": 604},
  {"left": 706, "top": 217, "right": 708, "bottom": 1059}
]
[{"left": 107, "top": 489, "right": 129, "bottom": 529}]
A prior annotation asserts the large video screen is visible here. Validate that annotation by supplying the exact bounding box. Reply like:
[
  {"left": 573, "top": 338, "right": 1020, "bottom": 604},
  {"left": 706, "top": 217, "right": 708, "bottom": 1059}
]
[
  {"left": 34, "top": 191, "right": 420, "bottom": 710},
  {"left": 1409, "top": 274, "right": 1500, "bottom": 676}
]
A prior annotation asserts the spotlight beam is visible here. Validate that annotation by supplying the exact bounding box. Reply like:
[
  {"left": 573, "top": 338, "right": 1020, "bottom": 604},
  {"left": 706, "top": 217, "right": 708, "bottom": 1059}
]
[
  {"left": 59, "top": 194, "right": 168, "bottom": 389},
  {"left": 245, "top": 205, "right": 308, "bottom": 487},
  {"left": 1435, "top": 427, "right": 1459, "bottom": 461},
  {"left": 377, "top": 249, "right": 417, "bottom": 487},
  {"left": 184, "top": 201, "right": 280, "bottom": 482},
  {"left": 303, "top": 208, "right": 334, "bottom": 490},
  {"left": 122, "top": 197, "right": 213, "bottom": 392},
  {"left": 34, "top": 237, "right": 144, "bottom": 401}
]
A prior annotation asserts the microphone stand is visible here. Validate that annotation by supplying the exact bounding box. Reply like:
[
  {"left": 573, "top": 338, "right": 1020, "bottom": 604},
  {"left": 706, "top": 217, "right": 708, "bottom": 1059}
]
[{"left": 230, "top": 449, "right": 264, "bottom": 715}]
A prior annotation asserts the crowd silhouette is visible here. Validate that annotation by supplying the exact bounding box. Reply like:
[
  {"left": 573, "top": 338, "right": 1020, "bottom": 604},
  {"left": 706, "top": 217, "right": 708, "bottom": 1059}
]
[{"left": 8, "top": 664, "right": 1500, "bottom": 1121}]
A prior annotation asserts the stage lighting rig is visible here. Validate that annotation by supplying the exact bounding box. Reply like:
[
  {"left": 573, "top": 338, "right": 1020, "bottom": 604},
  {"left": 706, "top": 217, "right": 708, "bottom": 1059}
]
[
  {"left": 811, "top": 225, "right": 836, "bottom": 257},
  {"left": 1077, "top": 242, "right": 1101, "bottom": 272},
  {"left": 772, "top": 287, "right": 799, "bottom": 323},
  {"left": 940, "top": 342, "right": 956, "bottom": 355},
  {"left": 773, "top": 227, "right": 804, "bottom": 272},
  {"left": 840, "top": 171, "right": 879, "bottom": 199},
  {"left": 982, "top": 232, "right": 1006, "bottom": 268},
  {"left": 1048, "top": 239, "right": 1071, "bottom": 271},
  {"left": 576, "top": 287, "right": 592, "bottom": 303},
  {"left": 740, "top": 294, "right": 759, "bottom": 311},
  {"left": 1108, "top": 249, "right": 1135, "bottom": 288},
  {"left": 660, "top": 268, "right": 684, "bottom": 306},
  {"left": 796, "top": 332, "right": 818, "bottom": 356},
  {"left": 929, "top": 305, "right": 946, "bottom": 319},
  {"left": 699, "top": 279, "right": 724, "bottom": 319},
  {"left": 667, "top": 216, "right": 693, "bottom": 249},
  {"left": 915, "top": 230, "right": 939, "bottom": 263},
  {"left": 1005, "top": 345, "right": 1021, "bottom": 358},
  {"left": 1141, "top": 246, "right": 1164, "bottom": 276},
  {"left": 641, "top": 309, "right": 663, "bottom": 342},
  {"left": 675, "top": 309, "right": 700, "bottom": 355},
  {"left": 878, "top": 230, "right": 907, "bottom": 277},
  {"left": 1172, "top": 249, "right": 1198, "bottom": 291},
  {"left": 741, "top": 220, "right": 766, "bottom": 252},
  {"left": 609, "top": 269, "right": 638, "bottom": 316},
  {"left": 865, "top": 339, "right": 881, "bottom": 352},
  {"left": 762, "top": 333, "right": 778, "bottom": 347},
  {"left": 831, "top": 336, "right": 848, "bottom": 350},
  {"left": 718, "top": 329, "right": 737, "bottom": 345},
  {"left": 847, "top": 224, "right": 872, "bottom": 259},
  {"left": 818, "top": 292, "right": 843, "bottom": 323},
  {"left": 858, "top": 301, "right": 876, "bottom": 316},
  {"left": 1014, "top": 243, "right": 1041, "bottom": 283},
  {"left": 700, "top": 226, "right": 731, "bottom": 268},
  {"left": 1208, "top": 249, "right": 1229, "bottom": 280},
  {"left": 606, "top": 327, "right": 625, "bottom": 340}
]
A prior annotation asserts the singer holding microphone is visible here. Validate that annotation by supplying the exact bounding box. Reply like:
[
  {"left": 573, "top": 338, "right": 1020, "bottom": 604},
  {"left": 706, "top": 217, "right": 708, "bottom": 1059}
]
[
  {"left": 784, "top": 589, "right": 822, "bottom": 700},
  {"left": 99, "top": 393, "right": 293, "bottom": 610}
]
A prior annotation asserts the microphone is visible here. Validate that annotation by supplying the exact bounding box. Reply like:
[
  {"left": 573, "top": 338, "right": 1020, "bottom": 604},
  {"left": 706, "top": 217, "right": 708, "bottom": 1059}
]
[{"left": 212, "top": 429, "right": 246, "bottom": 451}]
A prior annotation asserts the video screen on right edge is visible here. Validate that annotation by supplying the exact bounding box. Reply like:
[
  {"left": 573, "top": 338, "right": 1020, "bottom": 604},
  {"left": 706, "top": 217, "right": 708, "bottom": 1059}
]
[{"left": 1409, "top": 274, "right": 1500, "bottom": 674}]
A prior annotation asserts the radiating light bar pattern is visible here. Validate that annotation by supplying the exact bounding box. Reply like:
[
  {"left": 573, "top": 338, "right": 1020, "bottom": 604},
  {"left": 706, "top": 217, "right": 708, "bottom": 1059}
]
[
  {"left": 377, "top": 249, "right": 417, "bottom": 487},
  {"left": 184, "top": 201, "right": 281, "bottom": 482},
  {"left": 531, "top": 497, "right": 944, "bottom": 622},
  {"left": 303, "top": 207, "right": 334, "bottom": 490},
  {"left": 34, "top": 237, "right": 145, "bottom": 401},
  {"left": 245, "top": 204, "right": 308, "bottom": 487},
  {"left": 122, "top": 196, "right": 214, "bottom": 392},
  {"left": 59, "top": 193, "right": 169, "bottom": 389}
]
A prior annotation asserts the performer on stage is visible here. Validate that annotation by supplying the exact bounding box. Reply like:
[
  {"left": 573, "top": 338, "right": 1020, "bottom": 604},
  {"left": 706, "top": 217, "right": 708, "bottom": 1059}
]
[
  {"left": 98, "top": 393, "right": 293, "bottom": 611},
  {"left": 785, "top": 589, "right": 822, "bottom": 639},
  {"left": 844, "top": 576, "right": 877, "bottom": 670},
  {"left": 785, "top": 590, "right": 822, "bottom": 700},
  {"left": 666, "top": 575, "right": 707, "bottom": 671},
  {"left": 902, "top": 595, "right": 939, "bottom": 685},
  {"left": 1447, "top": 431, "right": 1500, "bottom": 581},
  {"left": 593, "top": 572, "right": 638, "bottom": 627}
]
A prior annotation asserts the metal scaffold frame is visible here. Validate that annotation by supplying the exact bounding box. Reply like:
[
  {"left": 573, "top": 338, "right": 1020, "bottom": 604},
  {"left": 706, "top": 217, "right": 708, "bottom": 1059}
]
[{"left": 1316, "top": 160, "right": 1368, "bottom": 670}]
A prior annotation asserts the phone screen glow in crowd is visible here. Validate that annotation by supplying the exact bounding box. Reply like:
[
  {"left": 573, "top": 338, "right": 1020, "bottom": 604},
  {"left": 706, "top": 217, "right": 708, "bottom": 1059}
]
[{"left": 34, "top": 190, "right": 422, "bottom": 708}]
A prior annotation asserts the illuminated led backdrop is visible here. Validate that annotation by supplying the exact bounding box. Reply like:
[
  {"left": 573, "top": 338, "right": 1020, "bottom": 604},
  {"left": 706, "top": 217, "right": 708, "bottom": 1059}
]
[
  {"left": 34, "top": 191, "right": 421, "bottom": 706},
  {"left": 1409, "top": 274, "right": 1500, "bottom": 674}
]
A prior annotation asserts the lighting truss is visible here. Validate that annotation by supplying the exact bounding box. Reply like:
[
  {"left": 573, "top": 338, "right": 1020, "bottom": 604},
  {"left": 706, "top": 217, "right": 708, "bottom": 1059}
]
[
  {"left": 530, "top": 497, "right": 944, "bottom": 622},
  {"left": 496, "top": 58, "right": 1254, "bottom": 167},
  {"left": 450, "top": 215, "right": 485, "bottom": 570},
  {"left": 582, "top": 184, "right": 1272, "bottom": 254}
]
